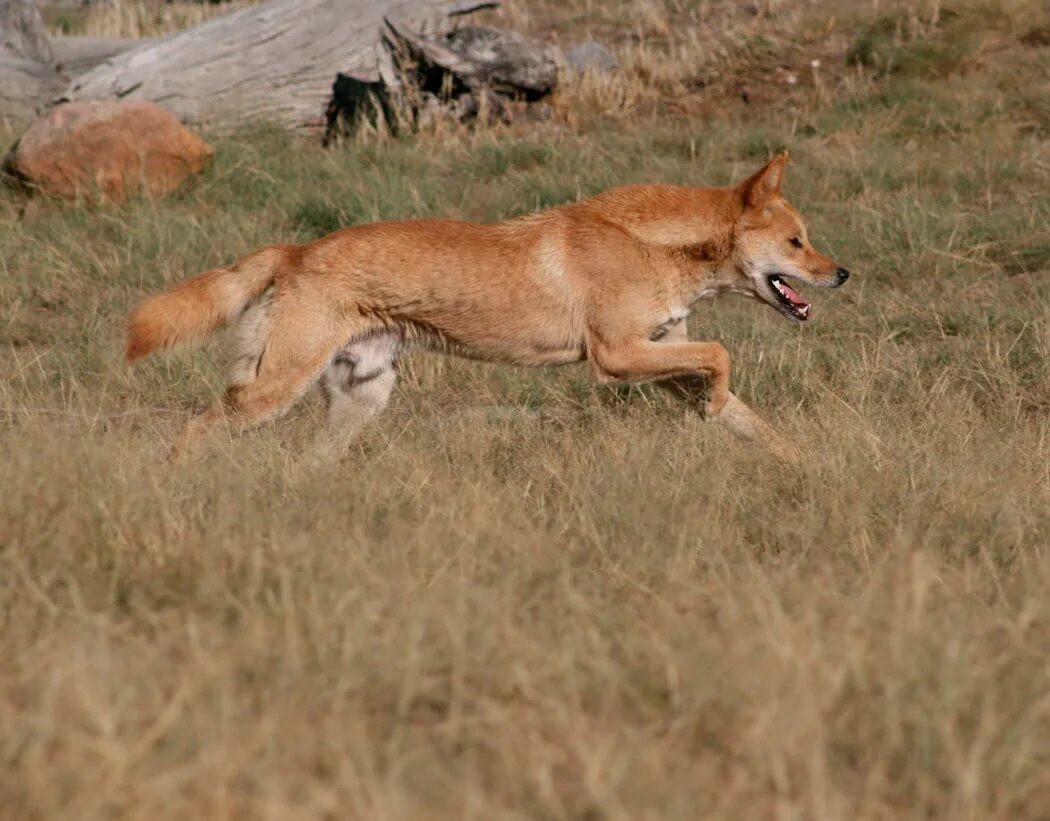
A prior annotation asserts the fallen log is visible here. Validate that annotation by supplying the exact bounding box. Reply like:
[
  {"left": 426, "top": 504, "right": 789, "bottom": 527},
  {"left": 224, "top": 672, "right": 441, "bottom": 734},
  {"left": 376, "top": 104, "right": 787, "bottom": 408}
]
[
  {"left": 0, "top": 49, "right": 63, "bottom": 124},
  {"left": 0, "top": 0, "right": 52, "bottom": 63},
  {"left": 385, "top": 19, "right": 559, "bottom": 101},
  {"left": 65, "top": 0, "right": 456, "bottom": 133},
  {"left": 51, "top": 36, "right": 149, "bottom": 78},
  {"left": 326, "top": 14, "right": 559, "bottom": 139},
  {"left": 0, "top": 0, "right": 63, "bottom": 123}
]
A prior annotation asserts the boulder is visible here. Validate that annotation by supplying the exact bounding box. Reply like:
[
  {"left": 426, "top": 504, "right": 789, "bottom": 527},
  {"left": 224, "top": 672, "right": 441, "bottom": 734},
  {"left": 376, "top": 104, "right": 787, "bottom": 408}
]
[{"left": 3, "top": 100, "right": 214, "bottom": 201}]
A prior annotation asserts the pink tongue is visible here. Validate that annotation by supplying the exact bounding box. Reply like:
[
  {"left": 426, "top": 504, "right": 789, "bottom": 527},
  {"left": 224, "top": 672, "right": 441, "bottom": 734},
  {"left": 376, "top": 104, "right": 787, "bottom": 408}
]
[{"left": 779, "top": 281, "right": 807, "bottom": 307}]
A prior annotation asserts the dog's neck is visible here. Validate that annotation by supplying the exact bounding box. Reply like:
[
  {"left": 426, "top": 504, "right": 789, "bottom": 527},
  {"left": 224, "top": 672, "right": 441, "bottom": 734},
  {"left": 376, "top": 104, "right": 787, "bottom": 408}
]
[{"left": 571, "top": 183, "right": 746, "bottom": 303}]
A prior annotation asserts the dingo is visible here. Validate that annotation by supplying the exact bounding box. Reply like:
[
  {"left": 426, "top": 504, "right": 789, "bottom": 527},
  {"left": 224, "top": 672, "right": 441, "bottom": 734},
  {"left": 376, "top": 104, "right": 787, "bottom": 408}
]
[{"left": 127, "top": 152, "right": 849, "bottom": 459}]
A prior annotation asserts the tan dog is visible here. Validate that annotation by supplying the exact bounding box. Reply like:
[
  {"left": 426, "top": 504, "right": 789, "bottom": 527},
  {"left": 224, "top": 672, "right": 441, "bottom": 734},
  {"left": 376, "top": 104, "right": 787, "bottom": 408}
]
[{"left": 127, "top": 152, "right": 849, "bottom": 458}]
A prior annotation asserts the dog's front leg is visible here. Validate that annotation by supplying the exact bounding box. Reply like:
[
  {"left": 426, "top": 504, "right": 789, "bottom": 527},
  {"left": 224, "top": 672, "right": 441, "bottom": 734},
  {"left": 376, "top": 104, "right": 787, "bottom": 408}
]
[
  {"left": 590, "top": 335, "right": 732, "bottom": 414},
  {"left": 660, "top": 373, "right": 796, "bottom": 464},
  {"left": 716, "top": 392, "right": 796, "bottom": 463},
  {"left": 590, "top": 334, "right": 794, "bottom": 463}
]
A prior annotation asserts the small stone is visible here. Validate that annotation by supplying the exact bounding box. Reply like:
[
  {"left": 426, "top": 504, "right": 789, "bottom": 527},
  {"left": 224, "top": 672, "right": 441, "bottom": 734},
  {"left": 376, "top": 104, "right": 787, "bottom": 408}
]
[
  {"left": 525, "top": 102, "right": 553, "bottom": 122},
  {"left": 565, "top": 41, "right": 620, "bottom": 75}
]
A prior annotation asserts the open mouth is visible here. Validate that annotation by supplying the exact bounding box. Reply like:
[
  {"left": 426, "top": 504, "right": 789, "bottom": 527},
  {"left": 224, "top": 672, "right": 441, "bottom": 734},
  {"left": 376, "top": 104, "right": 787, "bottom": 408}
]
[{"left": 766, "top": 274, "right": 810, "bottom": 321}]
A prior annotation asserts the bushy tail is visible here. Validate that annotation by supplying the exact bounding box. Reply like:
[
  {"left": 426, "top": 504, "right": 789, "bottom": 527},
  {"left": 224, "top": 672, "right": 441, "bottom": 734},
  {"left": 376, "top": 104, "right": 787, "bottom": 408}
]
[{"left": 126, "top": 245, "right": 291, "bottom": 363}]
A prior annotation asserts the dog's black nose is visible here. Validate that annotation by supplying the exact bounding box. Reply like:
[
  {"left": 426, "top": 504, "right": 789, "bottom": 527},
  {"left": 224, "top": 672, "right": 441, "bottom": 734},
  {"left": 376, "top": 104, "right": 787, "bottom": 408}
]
[{"left": 835, "top": 267, "right": 850, "bottom": 285}]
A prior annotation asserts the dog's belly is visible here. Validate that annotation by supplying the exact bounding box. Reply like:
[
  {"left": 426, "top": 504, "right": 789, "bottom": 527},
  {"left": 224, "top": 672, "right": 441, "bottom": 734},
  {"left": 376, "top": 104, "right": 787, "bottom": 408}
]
[
  {"left": 368, "top": 279, "right": 586, "bottom": 368},
  {"left": 402, "top": 316, "right": 586, "bottom": 368}
]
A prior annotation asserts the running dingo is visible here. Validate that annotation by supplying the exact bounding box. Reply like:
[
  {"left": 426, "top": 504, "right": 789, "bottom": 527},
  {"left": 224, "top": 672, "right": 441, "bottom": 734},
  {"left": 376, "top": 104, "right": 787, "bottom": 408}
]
[{"left": 127, "top": 152, "right": 850, "bottom": 459}]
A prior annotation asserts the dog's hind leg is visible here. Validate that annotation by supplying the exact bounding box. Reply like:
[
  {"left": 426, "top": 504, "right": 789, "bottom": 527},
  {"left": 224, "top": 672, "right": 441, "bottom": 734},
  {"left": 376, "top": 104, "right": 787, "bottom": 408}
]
[
  {"left": 315, "top": 330, "right": 400, "bottom": 455},
  {"left": 176, "top": 299, "right": 343, "bottom": 454},
  {"left": 226, "top": 291, "right": 272, "bottom": 389}
]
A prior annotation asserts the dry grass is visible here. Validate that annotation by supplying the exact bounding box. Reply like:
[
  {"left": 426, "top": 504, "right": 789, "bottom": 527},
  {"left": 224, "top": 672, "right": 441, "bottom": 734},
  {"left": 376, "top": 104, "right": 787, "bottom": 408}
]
[{"left": 5, "top": 0, "right": 1050, "bottom": 818}]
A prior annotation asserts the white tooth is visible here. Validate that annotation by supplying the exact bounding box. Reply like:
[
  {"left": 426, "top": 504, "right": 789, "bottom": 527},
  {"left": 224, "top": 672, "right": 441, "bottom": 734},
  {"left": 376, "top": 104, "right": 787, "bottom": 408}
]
[{"left": 800, "top": 305, "right": 809, "bottom": 316}]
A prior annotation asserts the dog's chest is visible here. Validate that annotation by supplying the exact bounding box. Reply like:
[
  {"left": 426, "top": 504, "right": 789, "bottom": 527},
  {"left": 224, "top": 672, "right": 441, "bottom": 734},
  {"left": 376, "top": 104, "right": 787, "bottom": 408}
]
[{"left": 649, "top": 307, "right": 689, "bottom": 341}]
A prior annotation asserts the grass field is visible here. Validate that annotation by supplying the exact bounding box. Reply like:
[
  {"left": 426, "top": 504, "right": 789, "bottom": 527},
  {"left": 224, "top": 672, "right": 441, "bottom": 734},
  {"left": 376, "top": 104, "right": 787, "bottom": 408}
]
[{"left": 3, "top": 0, "right": 1050, "bottom": 817}]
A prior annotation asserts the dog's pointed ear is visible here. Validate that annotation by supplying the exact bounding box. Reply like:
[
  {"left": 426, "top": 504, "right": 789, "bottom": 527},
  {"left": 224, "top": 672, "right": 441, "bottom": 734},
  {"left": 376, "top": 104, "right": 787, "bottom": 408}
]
[{"left": 739, "top": 151, "right": 789, "bottom": 209}]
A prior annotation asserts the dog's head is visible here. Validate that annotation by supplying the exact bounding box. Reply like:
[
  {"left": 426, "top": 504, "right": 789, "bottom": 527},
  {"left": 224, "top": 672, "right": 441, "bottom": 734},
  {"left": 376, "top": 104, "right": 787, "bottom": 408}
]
[{"left": 728, "top": 152, "right": 850, "bottom": 321}]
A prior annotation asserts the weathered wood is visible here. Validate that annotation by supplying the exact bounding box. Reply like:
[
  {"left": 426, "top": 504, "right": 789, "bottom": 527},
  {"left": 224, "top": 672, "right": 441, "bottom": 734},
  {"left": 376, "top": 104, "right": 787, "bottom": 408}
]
[
  {"left": 0, "top": 49, "right": 63, "bottom": 124},
  {"left": 326, "top": 12, "right": 556, "bottom": 139},
  {"left": 0, "top": 0, "right": 53, "bottom": 63},
  {"left": 66, "top": 0, "right": 455, "bottom": 133},
  {"left": 385, "top": 21, "right": 559, "bottom": 100},
  {"left": 52, "top": 36, "right": 150, "bottom": 78},
  {"left": 0, "top": 0, "right": 62, "bottom": 123}
]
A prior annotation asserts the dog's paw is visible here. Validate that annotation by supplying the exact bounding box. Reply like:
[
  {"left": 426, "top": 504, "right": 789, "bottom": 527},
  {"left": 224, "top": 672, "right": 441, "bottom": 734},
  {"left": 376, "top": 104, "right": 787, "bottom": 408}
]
[{"left": 705, "top": 388, "right": 729, "bottom": 418}]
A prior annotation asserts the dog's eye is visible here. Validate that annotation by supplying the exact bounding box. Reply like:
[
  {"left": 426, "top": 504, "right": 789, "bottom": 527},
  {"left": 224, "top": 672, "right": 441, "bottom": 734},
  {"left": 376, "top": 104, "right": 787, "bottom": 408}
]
[{"left": 789, "top": 236, "right": 803, "bottom": 248}]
